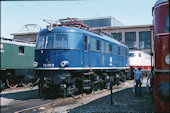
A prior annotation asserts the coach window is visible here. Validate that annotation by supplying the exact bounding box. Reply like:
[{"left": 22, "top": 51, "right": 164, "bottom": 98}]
[
  {"left": 101, "top": 41, "right": 105, "bottom": 52},
  {"left": 118, "top": 47, "right": 120, "bottom": 55},
  {"left": 45, "top": 35, "right": 54, "bottom": 49},
  {"left": 36, "top": 36, "right": 46, "bottom": 49},
  {"left": 84, "top": 36, "right": 88, "bottom": 50},
  {"left": 97, "top": 40, "right": 100, "bottom": 51},
  {"left": 18, "top": 46, "right": 24, "bottom": 54},
  {"left": 109, "top": 44, "right": 112, "bottom": 54},
  {"left": 164, "top": 7, "right": 169, "bottom": 32},
  {"left": 90, "top": 38, "right": 96, "bottom": 51}
]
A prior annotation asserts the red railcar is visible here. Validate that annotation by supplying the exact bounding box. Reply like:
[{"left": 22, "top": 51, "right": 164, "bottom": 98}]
[{"left": 153, "top": 0, "right": 170, "bottom": 112}]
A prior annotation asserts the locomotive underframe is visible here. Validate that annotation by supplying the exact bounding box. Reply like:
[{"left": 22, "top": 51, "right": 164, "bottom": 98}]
[
  {"left": 36, "top": 69, "right": 128, "bottom": 98},
  {"left": 0, "top": 69, "right": 36, "bottom": 89}
]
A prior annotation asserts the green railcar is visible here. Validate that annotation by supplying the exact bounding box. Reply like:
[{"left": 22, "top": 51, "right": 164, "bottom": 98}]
[{"left": 0, "top": 38, "right": 36, "bottom": 88}]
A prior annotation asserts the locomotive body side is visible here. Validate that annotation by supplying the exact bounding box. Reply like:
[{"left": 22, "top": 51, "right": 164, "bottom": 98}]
[
  {"left": 34, "top": 26, "right": 129, "bottom": 97},
  {"left": 153, "top": 0, "right": 170, "bottom": 112},
  {"left": 35, "top": 27, "right": 129, "bottom": 70},
  {"left": 0, "top": 39, "right": 35, "bottom": 88},
  {"left": 129, "top": 50, "right": 152, "bottom": 71}
]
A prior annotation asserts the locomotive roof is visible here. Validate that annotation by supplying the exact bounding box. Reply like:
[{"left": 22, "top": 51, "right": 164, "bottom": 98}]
[
  {"left": 39, "top": 26, "right": 128, "bottom": 48},
  {"left": 0, "top": 38, "right": 35, "bottom": 47},
  {"left": 154, "top": 0, "right": 169, "bottom": 7}
]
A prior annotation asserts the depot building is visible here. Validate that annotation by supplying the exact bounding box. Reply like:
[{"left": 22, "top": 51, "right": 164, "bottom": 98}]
[{"left": 11, "top": 17, "right": 154, "bottom": 54}]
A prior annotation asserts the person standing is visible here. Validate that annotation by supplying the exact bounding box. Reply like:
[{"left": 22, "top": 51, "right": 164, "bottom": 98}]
[{"left": 134, "top": 67, "right": 143, "bottom": 96}]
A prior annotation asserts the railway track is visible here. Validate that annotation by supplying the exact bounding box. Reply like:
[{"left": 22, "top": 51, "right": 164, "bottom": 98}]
[{"left": 1, "top": 80, "right": 134, "bottom": 113}]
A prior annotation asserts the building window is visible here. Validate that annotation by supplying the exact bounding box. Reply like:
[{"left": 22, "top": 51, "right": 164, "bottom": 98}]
[
  {"left": 139, "top": 31, "right": 151, "bottom": 49},
  {"left": 84, "top": 36, "right": 88, "bottom": 50},
  {"left": 111, "top": 33, "right": 122, "bottom": 41},
  {"left": 125, "top": 32, "right": 136, "bottom": 49},
  {"left": 97, "top": 40, "right": 100, "bottom": 51},
  {"left": 18, "top": 46, "right": 24, "bottom": 54}
]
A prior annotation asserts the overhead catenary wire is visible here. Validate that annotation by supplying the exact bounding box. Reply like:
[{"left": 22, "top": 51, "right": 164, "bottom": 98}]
[
  {"left": 75, "top": 1, "right": 100, "bottom": 17},
  {"left": 16, "top": 2, "right": 53, "bottom": 19}
]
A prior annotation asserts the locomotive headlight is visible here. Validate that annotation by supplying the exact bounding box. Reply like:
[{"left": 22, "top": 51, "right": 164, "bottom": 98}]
[
  {"left": 33, "top": 62, "right": 38, "bottom": 67},
  {"left": 165, "top": 53, "right": 170, "bottom": 65},
  {"left": 47, "top": 25, "right": 53, "bottom": 31},
  {"left": 61, "top": 61, "right": 69, "bottom": 67}
]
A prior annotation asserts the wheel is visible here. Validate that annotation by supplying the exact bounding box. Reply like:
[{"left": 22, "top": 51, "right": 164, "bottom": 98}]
[
  {"left": 6, "top": 79, "right": 18, "bottom": 88},
  {"left": 21, "top": 81, "right": 33, "bottom": 87}
]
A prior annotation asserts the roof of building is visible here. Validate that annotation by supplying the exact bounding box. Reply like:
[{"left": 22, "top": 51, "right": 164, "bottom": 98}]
[
  {"left": 90, "top": 24, "right": 153, "bottom": 30},
  {"left": 81, "top": 16, "right": 115, "bottom": 20},
  {"left": 10, "top": 32, "right": 38, "bottom": 36}
]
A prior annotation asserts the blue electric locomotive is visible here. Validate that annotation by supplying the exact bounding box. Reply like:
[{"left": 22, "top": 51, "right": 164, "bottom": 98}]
[{"left": 34, "top": 20, "right": 129, "bottom": 97}]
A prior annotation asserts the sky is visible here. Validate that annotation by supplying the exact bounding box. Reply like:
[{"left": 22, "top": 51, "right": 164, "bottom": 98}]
[{"left": 1, "top": 0, "right": 157, "bottom": 39}]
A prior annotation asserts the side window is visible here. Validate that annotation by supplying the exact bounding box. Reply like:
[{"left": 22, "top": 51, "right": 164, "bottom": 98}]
[
  {"left": 90, "top": 38, "right": 96, "bottom": 51},
  {"left": 164, "top": 7, "right": 169, "bottom": 32},
  {"left": 118, "top": 47, "right": 120, "bottom": 55},
  {"left": 97, "top": 40, "right": 100, "bottom": 51},
  {"left": 125, "top": 49, "right": 128, "bottom": 56},
  {"left": 129, "top": 53, "right": 135, "bottom": 57},
  {"left": 101, "top": 54, "right": 105, "bottom": 66},
  {"left": 109, "top": 44, "right": 112, "bottom": 54},
  {"left": 84, "top": 36, "right": 88, "bottom": 50},
  {"left": 121, "top": 48, "right": 124, "bottom": 56},
  {"left": 18, "top": 46, "right": 24, "bottom": 54},
  {"left": 101, "top": 41, "right": 105, "bottom": 52},
  {"left": 105, "top": 42, "right": 109, "bottom": 53},
  {"left": 114, "top": 45, "right": 117, "bottom": 55},
  {"left": 138, "top": 53, "right": 142, "bottom": 57}
]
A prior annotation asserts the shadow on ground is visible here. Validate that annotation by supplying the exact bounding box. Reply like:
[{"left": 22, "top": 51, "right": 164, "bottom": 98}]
[
  {"left": 70, "top": 87, "right": 156, "bottom": 113},
  {"left": 0, "top": 89, "right": 39, "bottom": 100}
]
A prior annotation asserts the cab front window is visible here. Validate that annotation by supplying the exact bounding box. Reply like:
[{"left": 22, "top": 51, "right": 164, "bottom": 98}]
[
  {"left": 36, "top": 36, "right": 46, "bottom": 49},
  {"left": 55, "top": 34, "right": 68, "bottom": 49},
  {"left": 45, "top": 35, "right": 54, "bottom": 49}
]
